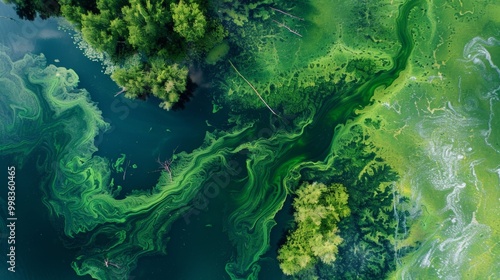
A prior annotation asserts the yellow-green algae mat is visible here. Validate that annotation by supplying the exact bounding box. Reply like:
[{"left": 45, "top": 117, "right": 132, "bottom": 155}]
[{"left": 346, "top": 0, "right": 500, "bottom": 278}]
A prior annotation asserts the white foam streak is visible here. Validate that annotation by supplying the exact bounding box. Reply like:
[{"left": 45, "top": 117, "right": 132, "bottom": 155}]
[
  {"left": 462, "top": 37, "right": 500, "bottom": 154},
  {"left": 484, "top": 96, "right": 500, "bottom": 154},
  {"left": 401, "top": 37, "right": 500, "bottom": 278},
  {"left": 394, "top": 35, "right": 500, "bottom": 279},
  {"left": 420, "top": 241, "right": 437, "bottom": 268},
  {"left": 469, "top": 160, "right": 484, "bottom": 192}
]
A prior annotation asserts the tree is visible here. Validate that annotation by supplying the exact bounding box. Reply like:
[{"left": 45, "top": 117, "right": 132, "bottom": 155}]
[
  {"left": 278, "top": 182, "right": 351, "bottom": 276},
  {"left": 59, "top": 0, "right": 100, "bottom": 24},
  {"left": 81, "top": 11, "right": 117, "bottom": 54},
  {"left": 170, "top": 0, "right": 207, "bottom": 42},
  {"left": 123, "top": 0, "right": 172, "bottom": 54},
  {"left": 111, "top": 56, "right": 188, "bottom": 110},
  {"left": 111, "top": 62, "right": 148, "bottom": 99},
  {"left": 149, "top": 58, "right": 188, "bottom": 110}
]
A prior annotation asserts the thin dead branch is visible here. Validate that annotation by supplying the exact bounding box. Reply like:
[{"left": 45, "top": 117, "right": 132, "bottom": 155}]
[
  {"left": 228, "top": 60, "right": 279, "bottom": 117},
  {"left": 270, "top": 7, "right": 304, "bottom": 21},
  {"left": 114, "top": 87, "right": 127, "bottom": 97},
  {"left": 272, "top": 20, "right": 303, "bottom": 37}
]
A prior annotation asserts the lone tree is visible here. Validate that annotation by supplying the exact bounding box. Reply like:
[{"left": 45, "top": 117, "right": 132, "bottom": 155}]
[{"left": 278, "top": 182, "right": 351, "bottom": 275}]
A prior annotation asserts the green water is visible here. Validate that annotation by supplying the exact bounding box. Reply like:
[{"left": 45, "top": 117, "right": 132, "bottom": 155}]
[{"left": 1, "top": 0, "right": 499, "bottom": 279}]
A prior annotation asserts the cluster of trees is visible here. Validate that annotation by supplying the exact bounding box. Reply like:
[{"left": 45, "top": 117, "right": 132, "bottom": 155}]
[
  {"left": 6, "top": 0, "right": 228, "bottom": 110},
  {"left": 278, "top": 182, "right": 351, "bottom": 276},
  {"left": 111, "top": 55, "right": 189, "bottom": 110}
]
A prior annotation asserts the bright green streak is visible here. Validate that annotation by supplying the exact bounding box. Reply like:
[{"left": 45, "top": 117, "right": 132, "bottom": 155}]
[{"left": 112, "top": 154, "right": 126, "bottom": 173}]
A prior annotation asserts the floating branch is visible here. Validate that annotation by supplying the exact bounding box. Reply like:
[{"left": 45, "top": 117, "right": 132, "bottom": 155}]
[
  {"left": 270, "top": 7, "right": 304, "bottom": 21},
  {"left": 123, "top": 160, "right": 130, "bottom": 180},
  {"left": 272, "top": 20, "right": 303, "bottom": 37},
  {"left": 104, "top": 259, "right": 120, "bottom": 269},
  {"left": 154, "top": 147, "right": 177, "bottom": 182},
  {"left": 114, "top": 87, "right": 127, "bottom": 97},
  {"left": 228, "top": 60, "right": 279, "bottom": 117},
  {"left": 157, "top": 157, "right": 173, "bottom": 182}
]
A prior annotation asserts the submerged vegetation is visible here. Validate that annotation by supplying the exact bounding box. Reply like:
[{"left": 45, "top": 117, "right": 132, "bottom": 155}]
[{"left": 327, "top": 123, "right": 414, "bottom": 279}]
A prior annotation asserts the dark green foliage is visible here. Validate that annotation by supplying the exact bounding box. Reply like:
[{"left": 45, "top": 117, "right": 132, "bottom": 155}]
[
  {"left": 111, "top": 55, "right": 188, "bottom": 110},
  {"left": 122, "top": 0, "right": 173, "bottom": 55},
  {"left": 171, "top": 0, "right": 206, "bottom": 42}
]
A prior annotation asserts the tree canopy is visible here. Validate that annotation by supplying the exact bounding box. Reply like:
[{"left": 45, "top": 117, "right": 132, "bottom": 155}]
[
  {"left": 171, "top": 0, "right": 206, "bottom": 42},
  {"left": 278, "top": 182, "right": 351, "bottom": 276}
]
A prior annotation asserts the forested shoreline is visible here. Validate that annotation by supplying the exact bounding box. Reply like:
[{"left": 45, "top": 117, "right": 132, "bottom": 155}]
[{"left": 5, "top": 0, "right": 242, "bottom": 109}]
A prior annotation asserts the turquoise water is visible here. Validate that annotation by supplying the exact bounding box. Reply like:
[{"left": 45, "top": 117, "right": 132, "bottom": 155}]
[{"left": 0, "top": 1, "right": 499, "bottom": 279}]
